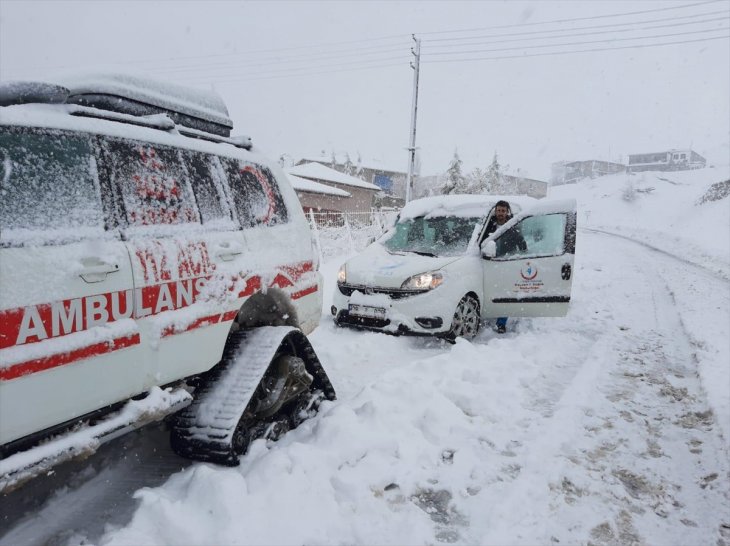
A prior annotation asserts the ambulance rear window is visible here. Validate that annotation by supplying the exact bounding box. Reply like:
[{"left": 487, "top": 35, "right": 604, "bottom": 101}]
[
  {"left": 0, "top": 128, "right": 104, "bottom": 241},
  {"left": 219, "top": 158, "right": 288, "bottom": 228}
]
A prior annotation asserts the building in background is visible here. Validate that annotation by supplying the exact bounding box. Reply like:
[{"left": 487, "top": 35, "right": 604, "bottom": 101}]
[
  {"left": 296, "top": 153, "right": 408, "bottom": 204},
  {"left": 286, "top": 162, "right": 381, "bottom": 213},
  {"left": 286, "top": 173, "right": 351, "bottom": 214},
  {"left": 627, "top": 149, "right": 706, "bottom": 173},
  {"left": 551, "top": 160, "right": 627, "bottom": 185},
  {"left": 500, "top": 174, "right": 548, "bottom": 198}
]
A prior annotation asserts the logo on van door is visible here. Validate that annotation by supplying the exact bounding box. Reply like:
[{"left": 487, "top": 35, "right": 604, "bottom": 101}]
[
  {"left": 514, "top": 261, "right": 544, "bottom": 293},
  {"left": 520, "top": 262, "right": 538, "bottom": 281}
]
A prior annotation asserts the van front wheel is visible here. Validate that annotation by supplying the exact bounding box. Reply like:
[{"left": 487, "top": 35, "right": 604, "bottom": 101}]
[{"left": 446, "top": 295, "right": 480, "bottom": 341}]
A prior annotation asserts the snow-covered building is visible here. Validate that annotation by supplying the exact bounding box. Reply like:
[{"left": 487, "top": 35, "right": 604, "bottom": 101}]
[
  {"left": 286, "top": 162, "right": 381, "bottom": 213},
  {"left": 500, "top": 174, "right": 548, "bottom": 198},
  {"left": 628, "top": 149, "right": 706, "bottom": 173},
  {"left": 296, "top": 153, "right": 408, "bottom": 201},
  {"left": 285, "top": 174, "right": 351, "bottom": 214},
  {"left": 552, "top": 160, "right": 627, "bottom": 185}
]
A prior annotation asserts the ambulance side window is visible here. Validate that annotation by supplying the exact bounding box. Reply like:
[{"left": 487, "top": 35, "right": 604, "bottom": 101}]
[
  {"left": 101, "top": 138, "right": 200, "bottom": 227},
  {"left": 180, "top": 150, "right": 234, "bottom": 227},
  {"left": 218, "top": 158, "right": 288, "bottom": 228},
  {"left": 0, "top": 127, "right": 105, "bottom": 245}
]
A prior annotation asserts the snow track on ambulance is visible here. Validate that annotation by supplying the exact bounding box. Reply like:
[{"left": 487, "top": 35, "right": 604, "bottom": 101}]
[{"left": 475, "top": 230, "right": 730, "bottom": 545}]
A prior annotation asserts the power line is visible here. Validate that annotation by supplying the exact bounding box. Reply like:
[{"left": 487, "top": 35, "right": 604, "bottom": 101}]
[
  {"left": 417, "top": 0, "right": 724, "bottom": 35},
  {"left": 422, "top": 34, "right": 729, "bottom": 64},
  {"left": 107, "top": 16, "right": 730, "bottom": 82},
  {"left": 14, "top": 1, "right": 724, "bottom": 76},
  {"left": 421, "top": 11, "right": 729, "bottom": 46},
  {"left": 153, "top": 12, "right": 730, "bottom": 79},
  {"left": 7, "top": 1, "right": 726, "bottom": 84},
  {"left": 422, "top": 25, "right": 729, "bottom": 57},
  {"left": 173, "top": 60, "right": 407, "bottom": 85},
  {"left": 14, "top": 34, "right": 412, "bottom": 74},
  {"left": 149, "top": 43, "right": 413, "bottom": 77},
  {"left": 173, "top": 32, "right": 728, "bottom": 85},
  {"left": 174, "top": 53, "right": 411, "bottom": 83},
  {"left": 113, "top": 6, "right": 730, "bottom": 81}
]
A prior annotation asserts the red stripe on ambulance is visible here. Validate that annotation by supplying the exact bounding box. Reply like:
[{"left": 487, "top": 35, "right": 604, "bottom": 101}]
[{"left": 0, "top": 334, "right": 141, "bottom": 381}]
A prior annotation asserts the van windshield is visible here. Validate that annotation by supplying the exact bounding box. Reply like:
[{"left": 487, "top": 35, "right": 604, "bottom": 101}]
[{"left": 382, "top": 216, "right": 481, "bottom": 257}]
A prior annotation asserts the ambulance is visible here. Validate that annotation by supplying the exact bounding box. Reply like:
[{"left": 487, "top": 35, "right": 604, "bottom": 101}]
[{"left": 0, "top": 74, "right": 335, "bottom": 490}]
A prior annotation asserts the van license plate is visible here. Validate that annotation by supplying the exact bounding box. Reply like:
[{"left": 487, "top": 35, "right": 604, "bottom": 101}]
[{"left": 349, "top": 304, "right": 386, "bottom": 320}]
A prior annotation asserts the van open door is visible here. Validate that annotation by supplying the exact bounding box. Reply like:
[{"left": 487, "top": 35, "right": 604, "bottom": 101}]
[{"left": 481, "top": 198, "right": 577, "bottom": 318}]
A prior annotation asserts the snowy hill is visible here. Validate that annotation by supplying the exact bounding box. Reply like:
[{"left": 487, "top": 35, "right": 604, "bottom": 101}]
[{"left": 549, "top": 165, "right": 730, "bottom": 279}]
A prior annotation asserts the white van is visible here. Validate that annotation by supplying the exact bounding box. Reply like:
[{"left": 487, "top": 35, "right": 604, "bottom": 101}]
[
  {"left": 0, "top": 75, "right": 335, "bottom": 488},
  {"left": 332, "top": 194, "right": 577, "bottom": 339}
]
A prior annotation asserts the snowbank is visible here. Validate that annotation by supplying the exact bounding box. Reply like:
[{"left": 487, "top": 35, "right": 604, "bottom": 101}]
[{"left": 550, "top": 165, "right": 730, "bottom": 279}]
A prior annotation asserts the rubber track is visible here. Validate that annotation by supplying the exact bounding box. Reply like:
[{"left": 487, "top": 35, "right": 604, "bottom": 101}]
[{"left": 171, "top": 326, "right": 335, "bottom": 465}]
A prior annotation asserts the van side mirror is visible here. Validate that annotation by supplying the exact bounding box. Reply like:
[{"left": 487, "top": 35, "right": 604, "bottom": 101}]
[{"left": 481, "top": 240, "right": 496, "bottom": 259}]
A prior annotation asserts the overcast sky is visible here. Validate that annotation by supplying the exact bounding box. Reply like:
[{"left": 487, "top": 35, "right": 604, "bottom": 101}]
[{"left": 1, "top": 0, "right": 728, "bottom": 180}]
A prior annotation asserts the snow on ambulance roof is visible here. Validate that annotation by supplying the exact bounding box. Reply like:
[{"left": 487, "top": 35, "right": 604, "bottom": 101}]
[
  {"left": 286, "top": 162, "right": 381, "bottom": 191},
  {"left": 0, "top": 103, "right": 257, "bottom": 161},
  {"left": 400, "top": 194, "right": 538, "bottom": 220},
  {"left": 286, "top": 174, "right": 351, "bottom": 197},
  {"left": 58, "top": 72, "right": 233, "bottom": 130}
]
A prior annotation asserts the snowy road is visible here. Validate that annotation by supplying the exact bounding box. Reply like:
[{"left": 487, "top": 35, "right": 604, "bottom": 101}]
[{"left": 1, "top": 229, "right": 728, "bottom": 546}]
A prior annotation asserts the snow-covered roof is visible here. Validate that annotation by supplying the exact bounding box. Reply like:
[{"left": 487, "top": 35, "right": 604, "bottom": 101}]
[
  {"left": 286, "top": 162, "right": 381, "bottom": 191},
  {"left": 400, "top": 194, "right": 537, "bottom": 220},
  {"left": 286, "top": 174, "right": 351, "bottom": 197},
  {"left": 299, "top": 153, "right": 406, "bottom": 175}
]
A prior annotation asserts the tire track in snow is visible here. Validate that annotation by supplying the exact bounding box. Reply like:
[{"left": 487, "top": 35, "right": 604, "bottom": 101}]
[
  {"left": 585, "top": 225, "right": 730, "bottom": 445},
  {"left": 477, "top": 231, "right": 730, "bottom": 545},
  {"left": 581, "top": 227, "right": 729, "bottom": 282}
]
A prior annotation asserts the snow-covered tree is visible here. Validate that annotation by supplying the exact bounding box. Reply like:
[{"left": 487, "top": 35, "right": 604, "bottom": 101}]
[
  {"left": 330, "top": 150, "right": 337, "bottom": 169},
  {"left": 442, "top": 149, "right": 466, "bottom": 194},
  {"left": 485, "top": 152, "right": 505, "bottom": 193},
  {"left": 466, "top": 167, "right": 488, "bottom": 193},
  {"left": 343, "top": 153, "right": 354, "bottom": 176},
  {"left": 355, "top": 152, "right": 363, "bottom": 177}
]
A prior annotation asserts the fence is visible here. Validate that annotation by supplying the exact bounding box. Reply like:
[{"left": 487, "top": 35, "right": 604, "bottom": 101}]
[
  {"left": 305, "top": 210, "right": 398, "bottom": 229},
  {"left": 306, "top": 209, "right": 400, "bottom": 261}
]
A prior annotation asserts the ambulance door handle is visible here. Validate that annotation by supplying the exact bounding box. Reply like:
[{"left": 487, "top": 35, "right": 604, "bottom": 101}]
[
  {"left": 215, "top": 242, "right": 244, "bottom": 261},
  {"left": 79, "top": 259, "right": 120, "bottom": 283}
]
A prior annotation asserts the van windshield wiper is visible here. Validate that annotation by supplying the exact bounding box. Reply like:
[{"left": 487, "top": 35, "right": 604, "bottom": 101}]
[{"left": 404, "top": 250, "right": 437, "bottom": 257}]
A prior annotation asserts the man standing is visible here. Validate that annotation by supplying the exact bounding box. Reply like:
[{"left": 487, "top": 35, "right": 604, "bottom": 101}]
[{"left": 484, "top": 200, "right": 526, "bottom": 334}]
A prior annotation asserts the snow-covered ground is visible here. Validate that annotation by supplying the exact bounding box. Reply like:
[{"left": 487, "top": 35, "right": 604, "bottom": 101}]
[
  {"left": 85, "top": 167, "right": 730, "bottom": 546},
  {"left": 551, "top": 165, "right": 730, "bottom": 280},
  {"left": 1, "top": 166, "right": 727, "bottom": 546}
]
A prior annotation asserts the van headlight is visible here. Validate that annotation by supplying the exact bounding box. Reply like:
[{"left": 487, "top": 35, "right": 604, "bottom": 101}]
[
  {"left": 337, "top": 264, "right": 347, "bottom": 284},
  {"left": 401, "top": 271, "right": 444, "bottom": 290}
]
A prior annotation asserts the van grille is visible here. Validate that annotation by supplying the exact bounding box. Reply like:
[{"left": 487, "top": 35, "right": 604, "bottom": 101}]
[{"left": 337, "top": 283, "right": 427, "bottom": 300}]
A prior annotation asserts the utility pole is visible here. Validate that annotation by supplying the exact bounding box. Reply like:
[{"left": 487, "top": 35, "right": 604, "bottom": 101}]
[{"left": 405, "top": 34, "right": 421, "bottom": 204}]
